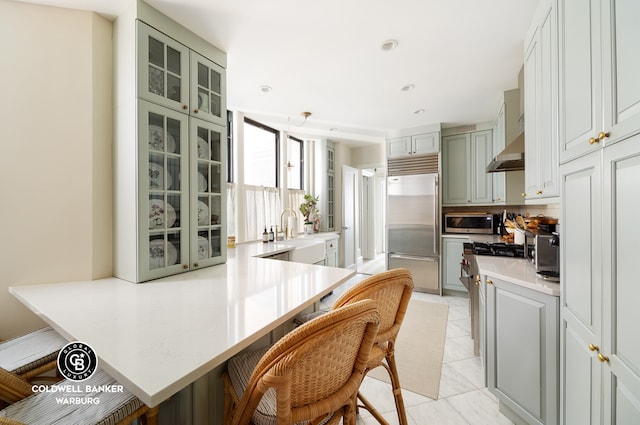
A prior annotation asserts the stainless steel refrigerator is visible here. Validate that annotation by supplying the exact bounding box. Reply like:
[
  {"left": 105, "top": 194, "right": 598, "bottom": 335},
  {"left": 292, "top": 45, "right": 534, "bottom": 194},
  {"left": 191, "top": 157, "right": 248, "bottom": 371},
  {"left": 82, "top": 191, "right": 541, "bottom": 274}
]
[{"left": 386, "top": 172, "right": 439, "bottom": 293}]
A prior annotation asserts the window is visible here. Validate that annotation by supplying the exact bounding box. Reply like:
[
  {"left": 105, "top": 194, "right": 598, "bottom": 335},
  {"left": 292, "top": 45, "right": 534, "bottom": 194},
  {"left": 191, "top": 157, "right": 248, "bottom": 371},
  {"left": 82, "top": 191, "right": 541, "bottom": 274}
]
[
  {"left": 287, "top": 136, "right": 304, "bottom": 190},
  {"left": 243, "top": 118, "right": 279, "bottom": 187}
]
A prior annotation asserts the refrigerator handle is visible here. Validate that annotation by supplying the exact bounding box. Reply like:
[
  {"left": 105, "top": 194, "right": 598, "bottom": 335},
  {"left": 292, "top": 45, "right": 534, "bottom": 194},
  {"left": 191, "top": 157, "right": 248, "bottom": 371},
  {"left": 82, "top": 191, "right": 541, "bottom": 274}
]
[{"left": 434, "top": 175, "right": 439, "bottom": 254}]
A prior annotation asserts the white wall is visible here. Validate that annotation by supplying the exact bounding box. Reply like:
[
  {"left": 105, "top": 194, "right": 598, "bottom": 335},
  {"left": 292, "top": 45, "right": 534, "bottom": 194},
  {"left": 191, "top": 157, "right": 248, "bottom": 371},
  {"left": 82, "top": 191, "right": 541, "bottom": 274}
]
[{"left": 0, "top": 0, "right": 112, "bottom": 339}]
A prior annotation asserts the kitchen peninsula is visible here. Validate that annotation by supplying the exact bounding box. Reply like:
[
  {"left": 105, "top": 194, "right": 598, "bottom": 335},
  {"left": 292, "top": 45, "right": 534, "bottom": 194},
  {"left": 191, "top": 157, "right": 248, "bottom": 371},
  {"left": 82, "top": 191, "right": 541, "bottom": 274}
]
[{"left": 9, "top": 244, "right": 354, "bottom": 422}]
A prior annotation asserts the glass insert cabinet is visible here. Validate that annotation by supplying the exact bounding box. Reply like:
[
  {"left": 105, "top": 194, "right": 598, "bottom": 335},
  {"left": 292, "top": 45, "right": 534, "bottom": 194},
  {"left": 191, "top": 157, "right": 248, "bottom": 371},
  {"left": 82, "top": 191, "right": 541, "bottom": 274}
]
[
  {"left": 114, "top": 15, "right": 227, "bottom": 283},
  {"left": 137, "top": 22, "right": 226, "bottom": 127}
]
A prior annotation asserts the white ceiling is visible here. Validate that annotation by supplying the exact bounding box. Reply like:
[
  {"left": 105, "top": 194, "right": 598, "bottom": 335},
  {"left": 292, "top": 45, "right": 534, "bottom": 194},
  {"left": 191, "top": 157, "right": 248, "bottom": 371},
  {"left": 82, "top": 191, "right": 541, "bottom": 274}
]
[{"left": 18, "top": 0, "right": 539, "bottom": 146}]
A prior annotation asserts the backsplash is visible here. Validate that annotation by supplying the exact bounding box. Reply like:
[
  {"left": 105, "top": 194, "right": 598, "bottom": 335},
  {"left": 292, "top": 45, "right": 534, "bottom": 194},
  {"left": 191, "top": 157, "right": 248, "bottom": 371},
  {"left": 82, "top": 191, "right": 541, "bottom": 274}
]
[{"left": 442, "top": 204, "right": 560, "bottom": 219}]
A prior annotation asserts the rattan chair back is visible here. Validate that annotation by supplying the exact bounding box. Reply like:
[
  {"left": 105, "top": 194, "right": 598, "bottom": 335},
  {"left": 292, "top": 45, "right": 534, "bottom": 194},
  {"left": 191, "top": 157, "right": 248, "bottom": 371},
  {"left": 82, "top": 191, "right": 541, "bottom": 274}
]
[
  {"left": 224, "top": 299, "right": 380, "bottom": 425},
  {"left": 333, "top": 268, "right": 414, "bottom": 348}
]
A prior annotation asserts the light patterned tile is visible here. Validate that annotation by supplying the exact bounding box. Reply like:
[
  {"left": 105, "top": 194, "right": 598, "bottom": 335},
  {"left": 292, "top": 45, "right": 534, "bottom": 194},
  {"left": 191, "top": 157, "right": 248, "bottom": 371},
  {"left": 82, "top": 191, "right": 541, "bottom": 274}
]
[
  {"left": 447, "top": 390, "right": 515, "bottom": 425},
  {"left": 407, "top": 398, "right": 470, "bottom": 425},
  {"left": 437, "top": 363, "right": 477, "bottom": 398}
]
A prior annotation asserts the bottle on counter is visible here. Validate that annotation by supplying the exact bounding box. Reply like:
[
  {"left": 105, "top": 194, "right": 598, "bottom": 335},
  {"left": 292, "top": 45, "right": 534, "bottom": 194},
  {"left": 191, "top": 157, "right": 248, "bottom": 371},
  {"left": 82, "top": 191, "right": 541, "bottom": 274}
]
[
  {"left": 263, "top": 227, "right": 269, "bottom": 243},
  {"left": 268, "top": 226, "right": 275, "bottom": 242}
]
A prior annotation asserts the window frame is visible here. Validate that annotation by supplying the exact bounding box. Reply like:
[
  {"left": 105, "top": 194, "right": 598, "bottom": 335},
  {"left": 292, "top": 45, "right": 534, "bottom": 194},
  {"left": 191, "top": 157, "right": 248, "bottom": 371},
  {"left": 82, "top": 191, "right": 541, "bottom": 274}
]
[
  {"left": 287, "top": 135, "right": 304, "bottom": 190},
  {"left": 243, "top": 117, "right": 280, "bottom": 188}
]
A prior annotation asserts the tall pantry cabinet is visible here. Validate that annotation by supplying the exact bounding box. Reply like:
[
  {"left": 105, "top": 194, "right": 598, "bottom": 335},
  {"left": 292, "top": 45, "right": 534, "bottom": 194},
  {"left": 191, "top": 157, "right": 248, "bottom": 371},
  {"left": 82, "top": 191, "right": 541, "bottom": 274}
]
[
  {"left": 114, "top": 1, "right": 227, "bottom": 283},
  {"left": 559, "top": 0, "right": 640, "bottom": 423}
]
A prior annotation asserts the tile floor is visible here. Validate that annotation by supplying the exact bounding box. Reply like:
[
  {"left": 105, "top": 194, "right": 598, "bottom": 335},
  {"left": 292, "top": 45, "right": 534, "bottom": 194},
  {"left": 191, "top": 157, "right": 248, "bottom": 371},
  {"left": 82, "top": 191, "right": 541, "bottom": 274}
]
[{"left": 321, "top": 256, "right": 514, "bottom": 425}]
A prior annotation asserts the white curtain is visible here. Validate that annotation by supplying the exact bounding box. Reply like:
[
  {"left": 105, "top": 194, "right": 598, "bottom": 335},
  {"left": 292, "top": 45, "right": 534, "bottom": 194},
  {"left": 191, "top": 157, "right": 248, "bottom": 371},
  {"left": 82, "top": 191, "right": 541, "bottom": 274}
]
[
  {"left": 288, "top": 189, "right": 305, "bottom": 233},
  {"left": 244, "top": 185, "right": 282, "bottom": 240}
]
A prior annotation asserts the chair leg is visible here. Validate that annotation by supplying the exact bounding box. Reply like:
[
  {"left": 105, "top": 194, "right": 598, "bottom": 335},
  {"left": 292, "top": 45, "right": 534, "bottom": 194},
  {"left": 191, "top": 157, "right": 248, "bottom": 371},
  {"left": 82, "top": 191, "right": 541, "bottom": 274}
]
[
  {"left": 141, "top": 406, "right": 159, "bottom": 425},
  {"left": 385, "top": 351, "right": 408, "bottom": 425}
]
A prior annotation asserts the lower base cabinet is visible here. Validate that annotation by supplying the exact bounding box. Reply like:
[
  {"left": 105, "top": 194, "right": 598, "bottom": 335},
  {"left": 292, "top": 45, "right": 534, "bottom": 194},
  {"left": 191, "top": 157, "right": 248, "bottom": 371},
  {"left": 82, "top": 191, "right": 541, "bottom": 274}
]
[
  {"left": 442, "top": 237, "right": 468, "bottom": 293},
  {"left": 325, "top": 237, "right": 339, "bottom": 267},
  {"left": 485, "top": 275, "right": 559, "bottom": 425}
]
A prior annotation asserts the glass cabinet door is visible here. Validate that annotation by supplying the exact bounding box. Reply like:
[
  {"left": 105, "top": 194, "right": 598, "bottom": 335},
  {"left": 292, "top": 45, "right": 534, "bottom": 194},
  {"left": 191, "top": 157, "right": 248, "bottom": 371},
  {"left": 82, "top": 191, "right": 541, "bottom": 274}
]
[
  {"left": 190, "top": 117, "right": 226, "bottom": 268},
  {"left": 190, "top": 52, "right": 226, "bottom": 126},
  {"left": 138, "top": 22, "right": 190, "bottom": 114},
  {"left": 138, "top": 100, "right": 190, "bottom": 281}
]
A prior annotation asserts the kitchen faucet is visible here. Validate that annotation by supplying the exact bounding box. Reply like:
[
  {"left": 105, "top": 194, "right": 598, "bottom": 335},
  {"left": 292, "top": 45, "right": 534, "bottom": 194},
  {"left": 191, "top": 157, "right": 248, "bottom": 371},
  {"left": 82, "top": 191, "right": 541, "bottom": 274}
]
[{"left": 280, "top": 209, "right": 298, "bottom": 239}]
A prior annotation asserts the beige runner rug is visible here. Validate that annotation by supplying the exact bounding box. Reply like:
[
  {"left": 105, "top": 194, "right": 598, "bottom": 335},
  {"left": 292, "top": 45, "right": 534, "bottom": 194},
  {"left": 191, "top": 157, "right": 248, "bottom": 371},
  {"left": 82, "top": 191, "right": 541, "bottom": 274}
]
[{"left": 367, "top": 299, "right": 449, "bottom": 400}]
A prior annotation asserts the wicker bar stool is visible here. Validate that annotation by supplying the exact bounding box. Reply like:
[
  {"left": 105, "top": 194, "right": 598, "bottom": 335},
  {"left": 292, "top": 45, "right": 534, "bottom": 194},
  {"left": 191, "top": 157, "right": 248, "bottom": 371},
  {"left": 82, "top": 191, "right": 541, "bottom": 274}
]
[
  {"left": 296, "top": 268, "right": 414, "bottom": 425},
  {"left": 222, "top": 299, "right": 381, "bottom": 425},
  {"left": 0, "top": 327, "right": 67, "bottom": 404},
  {"left": 0, "top": 369, "right": 158, "bottom": 425}
]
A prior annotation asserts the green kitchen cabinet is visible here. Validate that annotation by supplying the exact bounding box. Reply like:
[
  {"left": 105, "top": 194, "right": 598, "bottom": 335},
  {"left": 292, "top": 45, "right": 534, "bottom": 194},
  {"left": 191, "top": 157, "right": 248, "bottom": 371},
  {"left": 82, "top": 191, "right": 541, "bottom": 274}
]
[
  {"left": 523, "top": 0, "right": 560, "bottom": 202},
  {"left": 441, "top": 237, "right": 468, "bottom": 293},
  {"left": 387, "top": 131, "right": 440, "bottom": 158},
  {"left": 558, "top": 0, "right": 640, "bottom": 163},
  {"left": 560, "top": 133, "right": 640, "bottom": 425},
  {"left": 114, "top": 3, "right": 227, "bottom": 283},
  {"left": 485, "top": 275, "right": 559, "bottom": 425},
  {"left": 442, "top": 129, "right": 493, "bottom": 205}
]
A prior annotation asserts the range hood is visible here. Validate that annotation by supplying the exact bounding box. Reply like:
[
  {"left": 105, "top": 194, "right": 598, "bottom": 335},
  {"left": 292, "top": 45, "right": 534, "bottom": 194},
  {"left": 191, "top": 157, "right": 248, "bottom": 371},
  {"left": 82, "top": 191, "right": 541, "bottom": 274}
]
[{"left": 486, "top": 132, "right": 524, "bottom": 172}]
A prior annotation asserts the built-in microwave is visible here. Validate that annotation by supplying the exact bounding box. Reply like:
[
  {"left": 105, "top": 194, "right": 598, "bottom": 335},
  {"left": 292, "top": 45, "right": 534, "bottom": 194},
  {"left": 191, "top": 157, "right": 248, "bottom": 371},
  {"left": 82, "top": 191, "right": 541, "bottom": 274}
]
[{"left": 444, "top": 213, "right": 497, "bottom": 234}]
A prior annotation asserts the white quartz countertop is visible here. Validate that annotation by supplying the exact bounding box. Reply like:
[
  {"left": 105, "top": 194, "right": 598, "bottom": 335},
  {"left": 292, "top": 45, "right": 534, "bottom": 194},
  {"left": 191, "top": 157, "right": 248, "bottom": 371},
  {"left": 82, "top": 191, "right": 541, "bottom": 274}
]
[
  {"left": 475, "top": 255, "right": 560, "bottom": 296},
  {"left": 9, "top": 241, "right": 353, "bottom": 408}
]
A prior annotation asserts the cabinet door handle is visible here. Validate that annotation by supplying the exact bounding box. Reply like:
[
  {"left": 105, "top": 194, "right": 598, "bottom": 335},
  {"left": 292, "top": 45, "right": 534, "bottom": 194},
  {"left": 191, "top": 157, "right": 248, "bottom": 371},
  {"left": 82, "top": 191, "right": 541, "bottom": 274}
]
[
  {"left": 193, "top": 108, "right": 199, "bottom": 113},
  {"left": 588, "top": 343, "right": 600, "bottom": 352},
  {"left": 589, "top": 137, "right": 599, "bottom": 145},
  {"left": 183, "top": 104, "right": 189, "bottom": 110},
  {"left": 598, "top": 353, "right": 610, "bottom": 363},
  {"left": 536, "top": 190, "right": 543, "bottom": 195},
  {"left": 598, "top": 131, "right": 610, "bottom": 141},
  {"left": 193, "top": 262, "right": 199, "bottom": 268},
  {"left": 486, "top": 279, "right": 493, "bottom": 285},
  {"left": 182, "top": 264, "right": 189, "bottom": 269},
  {"left": 522, "top": 192, "right": 527, "bottom": 198}
]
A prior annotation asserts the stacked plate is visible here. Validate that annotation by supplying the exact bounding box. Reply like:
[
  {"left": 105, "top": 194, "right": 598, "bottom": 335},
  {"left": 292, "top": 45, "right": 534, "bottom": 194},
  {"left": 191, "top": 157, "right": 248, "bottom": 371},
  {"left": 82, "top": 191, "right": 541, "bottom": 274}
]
[
  {"left": 149, "top": 199, "right": 176, "bottom": 229},
  {"left": 149, "top": 239, "right": 178, "bottom": 269}
]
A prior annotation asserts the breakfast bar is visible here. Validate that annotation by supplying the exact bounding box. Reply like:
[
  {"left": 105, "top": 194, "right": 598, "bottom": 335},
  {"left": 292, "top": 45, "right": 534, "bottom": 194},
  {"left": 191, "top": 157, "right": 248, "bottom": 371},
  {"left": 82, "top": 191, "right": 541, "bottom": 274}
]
[{"left": 9, "top": 245, "right": 354, "bottom": 416}]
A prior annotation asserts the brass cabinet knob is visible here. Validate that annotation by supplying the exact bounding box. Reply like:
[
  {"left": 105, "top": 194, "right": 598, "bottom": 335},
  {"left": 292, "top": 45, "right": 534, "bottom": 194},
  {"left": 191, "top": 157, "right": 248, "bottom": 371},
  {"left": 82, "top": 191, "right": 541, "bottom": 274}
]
[
  {"left": 486, "top": 279, "right": 494, "bottom": 285},
  {"left": 183, "top": 264, "right": 189, "bottom": 269},
  {"left": 588, "top": 343, "right": 600, "bottom": 352},
  {"left": 182, "top": 104, "right": 189, "bottom": 110},
  {"left": 589, "top": 137, "right": 599, "bottom": 145},
  {"left": 522, "top": 192, "right": 527, "bottom": 197},
  {"left": 598, "top": 131, "right": 610, "bottom": 141},
  {"left": 194, "top": 109, "right": 199, "bottom": 113},
  {"left": 194, "top": 262, "right": 199, "bottom": 268},
  {"left": 598, "top": 353, "right": 610, "bottom": 363},
  {"left": 536, "top": 190, "right": 543, "bottom": 195}
]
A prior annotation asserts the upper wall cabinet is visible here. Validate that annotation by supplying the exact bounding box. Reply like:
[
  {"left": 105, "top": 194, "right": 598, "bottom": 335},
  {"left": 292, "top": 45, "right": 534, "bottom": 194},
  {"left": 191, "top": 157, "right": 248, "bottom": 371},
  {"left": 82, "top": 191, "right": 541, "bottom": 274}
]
[
  {"left": 524, "top": 0, "right": 559, "bottom": 201},
  {"left": 114, "top": 2, "right": 227, "bottom": 283},
  {"left": 442, "top": 130, "right": 493, "bottom": 205},
  {"left": 559, "top": 0, "right": 640, "bottom": 163},
  {"left": 492, "top": 89, "right": 525, "bottom": 204},
  {"left": 138, "top": 23, "right": 226, "bottom": 126},
  {"left": 387, "top": 131, "right": 439, "bottom": 159}
]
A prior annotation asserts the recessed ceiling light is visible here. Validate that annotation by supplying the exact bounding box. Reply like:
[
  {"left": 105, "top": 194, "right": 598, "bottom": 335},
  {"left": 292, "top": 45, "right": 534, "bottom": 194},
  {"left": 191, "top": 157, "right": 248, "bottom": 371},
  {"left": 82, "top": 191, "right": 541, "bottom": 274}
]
[
  {"left": 381, "top": 39, "right": 398, "bottom": 51},
  {"left": 413, "top": 109, "right": 425, "bottom": 114},
  {"left": 401, "top": 84, "right": 415, "bottom": 92},
  {"left": 259, "top": 85, "right": 272, "bottom": 93}
]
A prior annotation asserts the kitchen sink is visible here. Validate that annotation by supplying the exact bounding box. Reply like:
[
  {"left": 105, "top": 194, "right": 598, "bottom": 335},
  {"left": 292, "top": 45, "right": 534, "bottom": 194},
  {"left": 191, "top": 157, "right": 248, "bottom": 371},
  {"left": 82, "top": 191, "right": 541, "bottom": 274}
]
[{"left": 276, "top": 239, "right": 326, "bottom": 264}]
